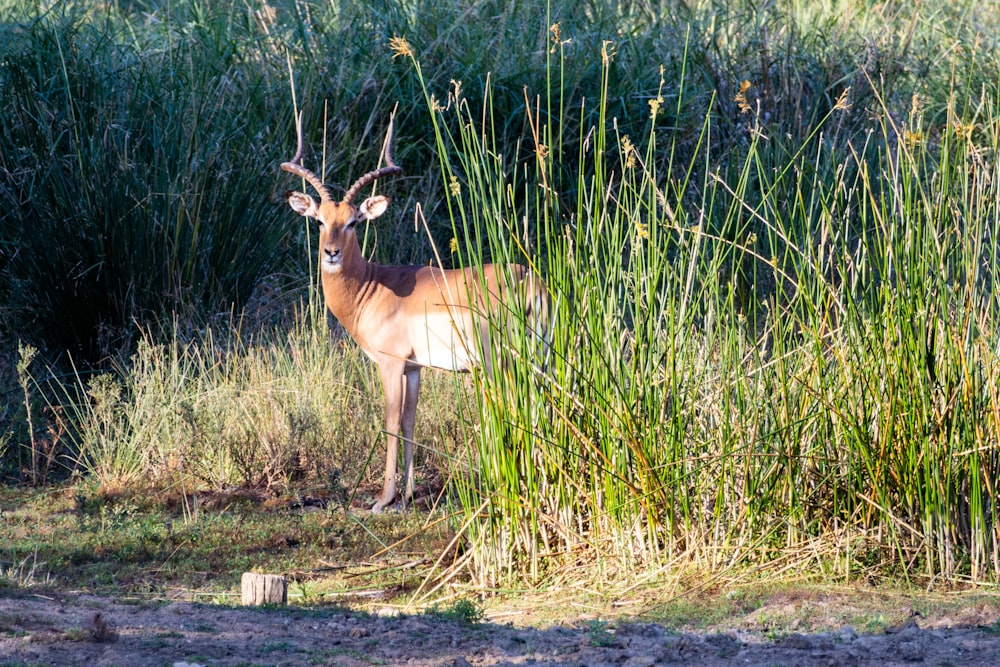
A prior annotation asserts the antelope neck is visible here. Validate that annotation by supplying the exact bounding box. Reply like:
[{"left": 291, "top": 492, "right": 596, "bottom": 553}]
[{"left": 321, "top": 257, "right": 379, "bottom": 336}]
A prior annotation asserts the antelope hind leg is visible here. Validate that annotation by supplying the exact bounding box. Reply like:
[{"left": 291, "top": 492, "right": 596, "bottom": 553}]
[{"left": 398, "top": 368, "right": 421, "bottom": 509}]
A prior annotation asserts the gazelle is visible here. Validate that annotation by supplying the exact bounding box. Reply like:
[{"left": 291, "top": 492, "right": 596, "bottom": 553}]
[{"left": 281, "top": 113, "right": 546, "bottom": 512}]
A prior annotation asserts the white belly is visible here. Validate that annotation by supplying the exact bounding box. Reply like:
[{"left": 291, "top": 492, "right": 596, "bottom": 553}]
[{"left": 408, "top": 311, "right": 480, "bottom": 371}]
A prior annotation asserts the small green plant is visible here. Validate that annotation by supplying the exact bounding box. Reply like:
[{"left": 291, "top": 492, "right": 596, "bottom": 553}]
[
  {"left": 292, "top": 580, "right": 316, "bottom": 604},
  {"left": 859, "top": 613, "right": 889, "bottom": 635},
  {"left": 15, "top": 343, "right": 40, "bottom": 484},
  {"left": 585, "top": 620, "right": 616, "bottom": 647},
  {"left": 425, "top": 598, "right": 484, "bottom": 625},
  {"left": 262, "top": 640, "right": 296, "bottom": 654}
]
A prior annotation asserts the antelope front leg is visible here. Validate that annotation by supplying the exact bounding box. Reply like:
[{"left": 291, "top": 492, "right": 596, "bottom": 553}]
[{"left": 373, "top": 362, "right": 405, "bottom": 512}]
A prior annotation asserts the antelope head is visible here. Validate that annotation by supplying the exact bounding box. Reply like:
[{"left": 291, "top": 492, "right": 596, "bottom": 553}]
[{"left": 281, "top": 113, "right": 403, "bottom": 273}]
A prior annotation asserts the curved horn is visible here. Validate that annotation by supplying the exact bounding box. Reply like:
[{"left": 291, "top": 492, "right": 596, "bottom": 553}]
[
  {"left": 280, "top": 111, "right": 334, "bottom": 203},
  {"left": 342, "top": 118, "right": 404, "bottom": 205}
]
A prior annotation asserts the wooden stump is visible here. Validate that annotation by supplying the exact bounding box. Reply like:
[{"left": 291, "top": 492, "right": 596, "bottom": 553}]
[{"left": 241, "top": 572, "right": 287, "bottom": 606}]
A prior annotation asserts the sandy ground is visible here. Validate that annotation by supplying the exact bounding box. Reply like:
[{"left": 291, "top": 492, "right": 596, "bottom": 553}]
[{"left": 3, "top": 589, "right": 1000, "bottom": 666}]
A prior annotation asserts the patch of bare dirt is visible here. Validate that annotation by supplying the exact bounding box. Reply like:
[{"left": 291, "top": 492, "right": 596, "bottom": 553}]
[{"left": 2, "top": 589, "right": 1000, "bottom": 666}]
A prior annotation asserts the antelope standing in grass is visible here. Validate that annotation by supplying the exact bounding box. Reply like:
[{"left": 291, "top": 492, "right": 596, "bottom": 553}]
[{"left": 281, "top": 113, "right": 546, "bottom": 511}]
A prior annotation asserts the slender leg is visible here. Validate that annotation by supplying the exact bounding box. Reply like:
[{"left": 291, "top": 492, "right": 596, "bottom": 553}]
[
  {"left": 399, "top": 368, "right": 421, "bottom": 508},
  {"left": 373, "top": 361, "right": 406, "bottom": 512}
]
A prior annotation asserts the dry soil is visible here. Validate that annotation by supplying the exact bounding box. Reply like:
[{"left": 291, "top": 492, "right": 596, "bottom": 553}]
[{"left": 3, "top": 589, "right": 1000, "bottom": 666}]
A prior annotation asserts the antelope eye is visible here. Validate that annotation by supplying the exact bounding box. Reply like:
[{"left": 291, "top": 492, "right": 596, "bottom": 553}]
[{"left": 344, "top": 220, "right": 357, "bottom": 232}]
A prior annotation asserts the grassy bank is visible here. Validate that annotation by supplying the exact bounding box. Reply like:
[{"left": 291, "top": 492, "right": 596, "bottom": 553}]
[{"left": 3, "top": 0, "right": 1000, "bottom": 593}]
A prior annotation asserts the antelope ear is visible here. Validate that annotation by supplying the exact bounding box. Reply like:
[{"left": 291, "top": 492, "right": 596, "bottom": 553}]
[
  {"left": 359, "top": 195, "right": 390, "bottom": 220},
  {"left": 286, "top": 191, "right": 320, "bottom": 218}
]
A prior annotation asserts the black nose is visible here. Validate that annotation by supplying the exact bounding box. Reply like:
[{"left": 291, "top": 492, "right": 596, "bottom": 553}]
[{"left": 325, "top": 246, "right": 341, "bottom": 259}]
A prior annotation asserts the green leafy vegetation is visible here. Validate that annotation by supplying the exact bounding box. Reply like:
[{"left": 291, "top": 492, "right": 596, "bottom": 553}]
[
  {"left": 2, "top": 0, "right": 1000, "bottom": 600},
  {"left": 424, "top": 598, "right": 485, "bottom": 624}
]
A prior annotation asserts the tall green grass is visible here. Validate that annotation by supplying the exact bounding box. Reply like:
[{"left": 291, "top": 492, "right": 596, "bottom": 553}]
[
  {"left": 0, "top": 1, "right": 294, "bottom": 359},
  {"left": 399, "top": 15, "right": 1000, "bottom": 586}
]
